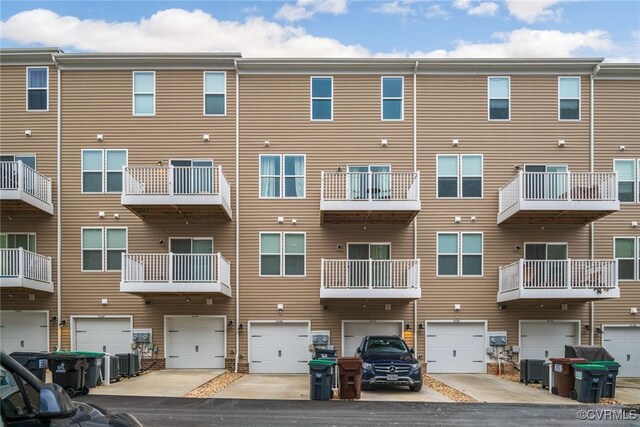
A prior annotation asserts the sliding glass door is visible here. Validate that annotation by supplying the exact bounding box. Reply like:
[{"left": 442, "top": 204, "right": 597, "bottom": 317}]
[
  {"left": 170, "top": 238, "right": 213, "bottom": 282},
  {"left": 171, "top": 159, "right": 213, "bottom": 194},
  {"left": 347, "top": 243, "right": 391, "bottom": 288},
  {"left": 347, "top": 165, "right": 391, "bottom": 200}
]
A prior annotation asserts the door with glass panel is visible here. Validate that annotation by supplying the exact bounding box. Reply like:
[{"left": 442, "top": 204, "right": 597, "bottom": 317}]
[
  {"left": 524, "top": 243, "right": 568, "bottom": 288},
  {"left": 524, "top": 165, "right": 567, "bottom": 200},
  {"left": 0, "top": 155, "right": 36, "bottom": 192},
  {"left": 0, "top": 233, "right": 36, "bottom": 278},
  {"left": 170, "top": 238, "right": 213, "bottom": 282},
  {"left": 347, "top": 243, "right": 391, "bottom": 288},
  {"left": 171, "top": 160, "right": 213, "bottom": 195},
  {"left": 347, "top": 165, "right": 390, "bottom": 200}
]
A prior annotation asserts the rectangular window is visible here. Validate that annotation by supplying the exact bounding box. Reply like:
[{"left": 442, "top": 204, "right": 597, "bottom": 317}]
[
  {"left": 488, "top": 77, "right": 510, "bottom": 120},
  {"left": 438, "top": 232, "right": 483, "bottom": 276},
  {"left": 437, "top": 154, "right": 483, "bottom": 198},
  {"left": 260, "top": 232, "right": 305, "bottom": 277},
  {"left": 0, "top": 233, "right": 36, "bottom": 252},
  {"left": 82, "top": 149, "right": 127, "bottom": 193},
  {"left": 259, "top": 154, "right": 305, "bottom": 198},
  {"left": 614, "top": 159, "right": 636, "bottom": 203},
  {"left": 614, "top": 237, "right": 636, "bottom": 281},
  {"left": 204, "top": 72, "right": 226, "bottom": 115},
  {"left": 381, "top": 77, "right": 403, "bottom": 120},
  {"left": 558, "top": 77, "right": 580, "bottom": 120},
  {"left": 437, "top": 233, "right": 458, "bottom": 276},
  {"left": 27, "top": 67, "right": 48, "bottom": 111},
  {"left": 462, "top": 233, "right": 483, "bottom": 276},
  {"left": 82, "top": 227, "right": 127, "bottom": 272},
  {"left": 133, "top": 71, "right": 155, "bottom": 116},
  {"left": 311, "top": 76, "right": 332, "bottom": 121}
]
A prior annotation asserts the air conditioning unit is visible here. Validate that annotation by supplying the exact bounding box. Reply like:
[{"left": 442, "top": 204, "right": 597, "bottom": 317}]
[{"left": 520, "top": 359, "right": 545, "bottom": 385}]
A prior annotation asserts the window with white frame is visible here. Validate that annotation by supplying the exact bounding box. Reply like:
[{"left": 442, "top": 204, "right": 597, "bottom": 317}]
[
  {"left": 437, "top": 232, "right": 483, "bottom": 276},
  {"left": 614, "top": 159, "right": 636, "bottom": 203},
  {"left": 259, "top": 154, "right": 305, "bottom": 198},
  {"left": 558, "top": 77, "right": 580, "bottom": 120},
  {"left": 82, "top": 227, "right": 127, "bottom": 271},
  {"left": 381, "top": 77, "right": 403, "bottom": 120},
  {"left": 260, "top": 232, "right": 305, "bottom": 276},
  {"left": 437, "top": 154, "right": 483, "bottom": 198},
  {"left": 614, "top": 237, "right": 637, "bottom": 281},
  {"left": 133, "top": 71, "right": 155, "bottom": 116},
  {"left": 27, "top": 67, "right": 48, "bottom": 111},
  {"left": 0, "top": 154, "right": 36, "bottom": 170},
  {"left": 488, "top": 77, "right": 510, "bottom": 120},
  {"left": 0, "top": 233, "right": 36, "bottom": 252},
  {"left": 82, "top": 149, "right": 127, "bottom": 193},
  {"left": 204, "top": 72, "right": 226, "bottom": 115},
  {"left": 311, "top": 77, "right": 332, "bottom": 121}
]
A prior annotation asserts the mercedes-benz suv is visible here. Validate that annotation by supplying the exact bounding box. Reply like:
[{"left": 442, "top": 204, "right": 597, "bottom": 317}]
[{"left": 356, "top": 335, "right": 422, "bottom": 392}]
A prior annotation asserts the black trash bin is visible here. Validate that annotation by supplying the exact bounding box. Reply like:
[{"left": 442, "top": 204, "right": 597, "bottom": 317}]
[
  {"left": 309, "top": 359, "right": 336, "bottom": 401},
  {"left": 314, "top": 349, "right": 337, "bottom": 360},
  {"left": 48, "top": 354, "right": 89, "bottom": 397},
  {"left": 9, "top": 352, "right": 49, "bottom": 382},
  {"left": 572, "top": 363, "right": 608, "bottom": 403},
  {"left": 70, "top": 352, "right": 104, "bottom": 388},
  {"left": 593, "top": 361, "right": 621, "bottom": 398}
]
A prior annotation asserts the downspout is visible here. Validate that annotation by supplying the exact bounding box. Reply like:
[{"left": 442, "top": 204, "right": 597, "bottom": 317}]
[
  {"left": 413, "top": 61, "right": 418, "bottom": 353},
  {"left": 589, "top": 64, "right": 600, "bottom": 346},
  {"left": 234, "top": 60, "right": 240, "bottom": 372},
  {"left": 52, "top": 54, "right": 62, "bottom": 350}
]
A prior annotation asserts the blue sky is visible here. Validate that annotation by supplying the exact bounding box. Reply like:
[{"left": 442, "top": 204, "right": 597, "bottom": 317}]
[{"left": 1, "top": 1, "right": 639, "bottom": 61}]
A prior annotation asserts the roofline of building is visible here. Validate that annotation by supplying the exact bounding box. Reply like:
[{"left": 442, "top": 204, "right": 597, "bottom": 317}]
[
  {"left": 595, "top": 63, "right": 640, "bottom": 80},
  {"left": 0, "top": 47, "right": 63, "bottom": 65}
]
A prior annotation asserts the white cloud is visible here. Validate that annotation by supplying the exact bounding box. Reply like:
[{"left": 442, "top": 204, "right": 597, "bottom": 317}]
[
  {"left": 371, "top": 1, "right": 415, "bottom": 16},
  {"left": 0, "top": 8, "right": 368, "bottom": 57},
  {"left": 453, "top": 0, "right": 472, "bottom": 9},
  {"left": 425, "top": 4, "right": 450, "bottom": 19},
  {"left": 454, "top": 0, "right": 499, "bottom": 17},
  {"left": 504, "top": 0, "right": 562, "bottom": 23},
  {"left": 275, "top": 0, "right": 347, "bottom": 22}
]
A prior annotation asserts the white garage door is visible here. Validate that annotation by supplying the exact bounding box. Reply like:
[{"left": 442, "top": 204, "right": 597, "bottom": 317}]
[
  {"left": 166, "top": 316, "right": 225, "bottom": 369},
  {"left": 0, "top": 311, "right": 48, "bottom": 354},
  {"left": 343, "top": 321, "right": 403, "bottom": 357},
  {"left": 520, "top": 321, "right": 579, "bottom": 361},
  {"left": 75, "top": 317, "right": 132, "bottom": 354},
  {"left": 426, "top": 322, "right": 486, "bottom": 373},
  {"left": 250, "top": 322, "right": 310, "bottom": 374},
  {"left": 603, "top": 326, "right": 640, "bottom": 378}
]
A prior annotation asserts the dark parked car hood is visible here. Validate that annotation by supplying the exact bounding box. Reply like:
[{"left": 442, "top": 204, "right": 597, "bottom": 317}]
[{"left": 361, "top": 352, "right": 418, "bottom": 364}]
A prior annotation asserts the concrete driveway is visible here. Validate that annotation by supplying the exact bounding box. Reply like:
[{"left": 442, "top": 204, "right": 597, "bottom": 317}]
[
  {"left": 215, "top": 374, "right": 452, "bottom": 402},
  {"left": 429, "top": 374, "right": 581, "bottom": 404},
  {"left": 617, "top": 378, "right": 640, "bottom": 404},
  {"left": 91, "top": 369, "right": 225, "bottom": 397}
]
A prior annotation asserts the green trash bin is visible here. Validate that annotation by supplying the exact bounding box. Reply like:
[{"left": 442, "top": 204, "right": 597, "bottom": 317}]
[
  {"left": 309, "top": 359, "right": 336, "bottom": 401},
  {"left": 572, "top": 363, "right": 608, "bottom": 403},
  {"left": 591, "top": 361, "right": 621, "bottom": 398}
]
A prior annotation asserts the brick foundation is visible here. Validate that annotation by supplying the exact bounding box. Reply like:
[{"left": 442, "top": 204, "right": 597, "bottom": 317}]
[
  {"left": 225, "top": 358, "right": 249, "bottom": 373},
  {"left": 141, "top": 357, "right": 165, "bottom": 371}
]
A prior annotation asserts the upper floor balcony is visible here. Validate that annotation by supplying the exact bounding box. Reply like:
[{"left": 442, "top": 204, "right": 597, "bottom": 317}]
[
  {"left": 121, "top": 165, "right": 232, "bottom": 221},
  {"left": 498, "top": 259, "right": 619, "bottom": 303},
  {"left": 320, "top": 171, "right": 421, "bottom": 224},
  {"left": 0, "top": 161, "right": 53, "bottom": 215},
  {"left": 320, "top": 258, "right": 421, "bottom": 300},
  {"left": 0, "top": 248, "right": 53, "bottom": 293},
  {"left": 120, "top": 252, "right": 231, "bottom": 297},
  {"left": 497, "top": 171, "right": 619, "bottom": 225}
]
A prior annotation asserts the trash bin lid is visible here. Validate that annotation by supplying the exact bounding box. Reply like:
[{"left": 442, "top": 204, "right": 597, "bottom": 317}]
[
  {"left": 591, "top": 360, "right": 621, "bottom": 368},
  {"left": 549, "top": 357, "right": 588, "bottom": 364},
  {"left": 572, "top": 363, "right": 608, "bottom": 372},
  {"left": 309, "top": 359, "right": 336, "bottom": 366},
  {"left": 52, "top": 351, "right": 104, "bottom": 358}
]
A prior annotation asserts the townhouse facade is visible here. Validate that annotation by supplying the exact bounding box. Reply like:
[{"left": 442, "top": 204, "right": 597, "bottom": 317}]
[{"left": 1, "top": 49, "right": 638, "bottom": 377}]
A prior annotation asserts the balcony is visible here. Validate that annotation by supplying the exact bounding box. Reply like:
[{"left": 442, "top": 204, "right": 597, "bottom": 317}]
[
  {"left": 497, "top": 172, "right": 619, "bottom": 225},
  {"left": 320, "top": 171, "right": 421, "bottom": 224},
  {"left": 120, "top": 253, "right": 231, "bottom": 296},
  {"left": 320, "top": 259, "right": 421, "bottom": 300},
  {"left": 498, "top": 259, "right": 619, "bottom": 303},
  {"left": 121, "top": 166, "right": 232, "bottom": 221},
  {"left": 0, "top": 161, "right": 53, "bottom": 215},
  {"left": 0, "top": 248, "right": 53, "bottom": 293}
]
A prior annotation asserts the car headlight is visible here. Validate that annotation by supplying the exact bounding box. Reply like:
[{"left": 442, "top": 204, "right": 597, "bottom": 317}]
[
  {"left": 411, "top": 363, "right": 421, "bottom": 370},
  {"left": 361, "top": 362, "right": 373, "bottom": 371}
]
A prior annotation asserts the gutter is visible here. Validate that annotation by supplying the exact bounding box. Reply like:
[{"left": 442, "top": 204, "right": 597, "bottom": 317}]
[
  {"left": 589, "top": 63, "right": 600, "bottom": 346},
  {"left": 413, "top": 61, "right": 418, "bottom": 353},
  {"left": 52, "top": 54, "right": 62, "bottom": 350},
  {"left": 234, "top": 59, "right": 240, "bottom": 373}
]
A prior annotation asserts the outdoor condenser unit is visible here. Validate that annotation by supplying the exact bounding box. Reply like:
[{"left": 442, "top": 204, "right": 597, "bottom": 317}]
[{"left": 520, "top": 359, "right": 545, "bottom": 385}]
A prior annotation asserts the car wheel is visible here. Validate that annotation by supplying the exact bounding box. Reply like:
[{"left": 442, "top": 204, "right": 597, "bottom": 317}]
[{"left": 409, "top": 383, "right": 422, "bottom": 392}]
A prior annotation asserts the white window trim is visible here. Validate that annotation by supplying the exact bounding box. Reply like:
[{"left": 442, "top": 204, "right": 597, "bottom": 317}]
[
  {"left": 437, "top": 232, "right": 484, "bottom": 277},
  {"left": 310, "top": 76, "right": 333, "bottom": 122},
  {"left": 381, "top": 76, "right": 404, "bottom": 121},
  {"left": 258, "top": 154, "right": 306, "bottom": 199},
  {"left": 558, "top": 76, "right": 581, "bottom": 122},
  {"left": 203, "top": 71, "right": 227, "bottom": 116},
  {"left": 81, "top": 149, "right": 128, "bottom": 194},
  {"left": 0, "top": 154, "right": 37, "bottom": 169},
  {"left": 132, "top": 71, "right": 156, "bottom": 116},
  {"left": 259, "top": 232, "right": 306, "bottom": 277},
  {"left": 436, "top": 154, "right": 483, "bottom": 199},
  {"left": 81, "top": 227, "right": 128, "bottom": 272},
  {"left": 26, "top": 66, "right": 49, "bottom": 112},
  {"left": 168, "top": 237, "right": 215, "bottom": 253},
  {"left": 0, "top": 233, "right": 37, "bottom": 252},
  {"left": 487, "top": 76, "right": 511, "bottom": 121},
  {"left": 613, "top": 159, "right": 637, "bottom": 204},
  {"left": 613, "top": 236, "right": 637, "bottom": 282}
]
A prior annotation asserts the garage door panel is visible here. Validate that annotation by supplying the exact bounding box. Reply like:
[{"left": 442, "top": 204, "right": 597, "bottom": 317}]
[
  {"left": 519, "top": 321, "right": 579, "bottom": 361},
  {"left": 343, "top": 321, "right": 403, "bottom": 357},
  {"left": 166, "top": 317, "right": 225, "bottom": 369},
  {"left": 75, "top": 318, "right": 132, "bottom": 354},
  {"left": 0, "top": 311, "right": 48, "bottom": 354},
  {"left": 250, "top": 323, "right": 310, "bottom": 374},
  {"left": 603, "top": 327, "right": 640, "bottom": 378},
  {"left": 426, "top": 322, "right": 486, "bottom": 374}
]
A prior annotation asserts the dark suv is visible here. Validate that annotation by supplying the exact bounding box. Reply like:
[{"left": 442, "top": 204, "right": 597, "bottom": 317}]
[{"left": 356, "top": 335, "right": 422, "bottom": 392}]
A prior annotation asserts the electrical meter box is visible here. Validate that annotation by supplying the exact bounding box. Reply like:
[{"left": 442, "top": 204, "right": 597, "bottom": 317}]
[
  {"left": 132, "top": 328, "right": 152, "bottom": 343},
  {"left": 489, "top": 335, "right": 507, "bottom": 346},
  {"left": 311, "top": 331, "right": 330, "bottom": 348}
]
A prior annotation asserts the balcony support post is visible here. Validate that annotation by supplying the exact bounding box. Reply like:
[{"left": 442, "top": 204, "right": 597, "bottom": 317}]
[{"left": 18, "top": 247, "right": 25, "bottom": 279}]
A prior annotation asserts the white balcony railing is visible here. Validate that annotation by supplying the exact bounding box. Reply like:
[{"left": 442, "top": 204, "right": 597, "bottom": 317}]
[
  {"left": 123, "top": 165, "right": 230, "bottom": 199},
  {"left": 498, "top": 259, "right": 619, "bottom": 301},
  {"left": 0, "top": 161, "right": 53, "bottom": 210},
  {"left": 499, "top": 171, "right": 618, "bottom": 213},
  {"left": 321, "top": 259, "right": 420, "bottom": 290},
  {"left": 121, "top": 253, "right": 231, "bottom": 295},
  {"left": 321, "top": 171, "right": 420, "bottom": 202},
  {"left": 0, "top": 248, "right": 53, "bottom": 291}
]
